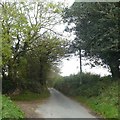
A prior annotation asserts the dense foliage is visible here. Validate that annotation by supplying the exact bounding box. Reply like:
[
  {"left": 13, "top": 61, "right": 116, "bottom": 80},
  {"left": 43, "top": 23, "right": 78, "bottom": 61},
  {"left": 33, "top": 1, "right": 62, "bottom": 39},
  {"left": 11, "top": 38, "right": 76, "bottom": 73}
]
[
  {"left": 63, "top": 2, "right": 120, "bottom": 79},
  {"left": 2, "top": 95, "right": 24, "bottom": 118},
  {"left": 11, "top": 90, "right": 50, "bottom": 101},
  {"left": 1, "top": 1, "right": 66, "bottom": 94},
  {"left": 54, "top": 73, "right": 118, "bottom": 118}
]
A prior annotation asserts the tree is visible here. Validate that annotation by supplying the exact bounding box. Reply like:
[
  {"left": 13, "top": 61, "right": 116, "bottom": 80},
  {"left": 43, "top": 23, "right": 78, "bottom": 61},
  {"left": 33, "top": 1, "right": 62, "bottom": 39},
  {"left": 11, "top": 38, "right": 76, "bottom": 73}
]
[
  {"left": 63, "top": 2, "right": 120, "bottom": 79},
  {"left": 16, "top": 35, "right": 66, "bottom": 92},
  {"left": 1, "top": 1, "right": 66, "bottom": 93}
]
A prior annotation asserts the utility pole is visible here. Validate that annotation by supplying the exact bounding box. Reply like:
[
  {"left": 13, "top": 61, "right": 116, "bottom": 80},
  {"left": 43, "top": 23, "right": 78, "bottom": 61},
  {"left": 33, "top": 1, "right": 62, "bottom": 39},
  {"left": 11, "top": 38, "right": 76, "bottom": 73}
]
[
  {"left": 79, "top": 48, "right": 82, "bottom": 73},
  {"left": 79, "top": 48, "right": 82, "bottom": 84},
  {"left": 72, "top": 40, "right": 82, "bottom": 84}
]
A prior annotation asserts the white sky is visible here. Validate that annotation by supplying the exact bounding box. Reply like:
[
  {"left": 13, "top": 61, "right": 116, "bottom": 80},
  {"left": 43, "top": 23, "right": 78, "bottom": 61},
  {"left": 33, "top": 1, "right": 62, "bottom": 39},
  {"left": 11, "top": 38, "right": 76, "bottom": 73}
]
[
  {"left": 59, "top": 55, "right": 111, "bottom": 77},
  {"left": 55, "top": 0, "right": 111, "bottom": 77}
]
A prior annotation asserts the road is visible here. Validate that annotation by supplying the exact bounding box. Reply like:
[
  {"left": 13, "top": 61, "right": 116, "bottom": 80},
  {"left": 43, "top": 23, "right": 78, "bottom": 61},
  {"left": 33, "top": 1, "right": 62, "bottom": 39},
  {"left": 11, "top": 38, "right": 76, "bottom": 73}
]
[{"left": 35, "top": 88, "right": 98, "bottom": 119}]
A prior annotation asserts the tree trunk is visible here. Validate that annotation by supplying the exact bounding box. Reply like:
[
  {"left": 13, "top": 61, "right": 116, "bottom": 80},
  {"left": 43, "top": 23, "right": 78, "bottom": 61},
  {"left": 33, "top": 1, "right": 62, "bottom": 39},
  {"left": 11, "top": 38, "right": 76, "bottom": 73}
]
[
  {"left": 109, "top": 62, "right": 120, "bottom": 79},
  {"left": 8, "top": 63, "right": 13, "bottom": 81},
  {"left": 39, "top": 62, "right": 46, "bottom": 86}
]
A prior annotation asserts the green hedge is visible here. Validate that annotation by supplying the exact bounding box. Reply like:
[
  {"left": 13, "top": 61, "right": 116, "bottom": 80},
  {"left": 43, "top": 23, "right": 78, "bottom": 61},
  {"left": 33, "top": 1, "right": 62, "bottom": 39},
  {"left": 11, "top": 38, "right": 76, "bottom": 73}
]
[
  {"left": 2, "top": 95, "right": 24, "bottom": 119},
  {"left": 54, "top": 73, "right": 118, "bottom": 118},
  {"left": 11, "top": 90, "right": 50, "bottom": 101}
]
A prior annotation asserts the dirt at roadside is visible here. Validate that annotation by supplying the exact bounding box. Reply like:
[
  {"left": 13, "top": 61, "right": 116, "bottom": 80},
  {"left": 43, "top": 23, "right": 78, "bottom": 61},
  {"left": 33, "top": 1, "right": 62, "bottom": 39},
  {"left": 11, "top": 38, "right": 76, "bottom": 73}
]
[{"left": 15, "top": 100, "right": 45, "bottom": 118}]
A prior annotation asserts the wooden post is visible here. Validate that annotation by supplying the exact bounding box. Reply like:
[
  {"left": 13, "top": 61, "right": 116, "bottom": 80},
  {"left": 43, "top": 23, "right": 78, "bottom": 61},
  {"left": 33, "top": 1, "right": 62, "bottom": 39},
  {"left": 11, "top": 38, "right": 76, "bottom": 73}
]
[{"left": 79, "top": 48, "right": 82, "bottom": 73}]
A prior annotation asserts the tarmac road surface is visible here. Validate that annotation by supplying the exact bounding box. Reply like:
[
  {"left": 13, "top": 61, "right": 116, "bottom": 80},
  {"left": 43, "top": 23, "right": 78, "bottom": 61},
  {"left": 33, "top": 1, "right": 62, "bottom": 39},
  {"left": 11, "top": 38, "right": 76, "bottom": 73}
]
[{"left": 35, "top": 88, "right": 99, "bottom": 119}]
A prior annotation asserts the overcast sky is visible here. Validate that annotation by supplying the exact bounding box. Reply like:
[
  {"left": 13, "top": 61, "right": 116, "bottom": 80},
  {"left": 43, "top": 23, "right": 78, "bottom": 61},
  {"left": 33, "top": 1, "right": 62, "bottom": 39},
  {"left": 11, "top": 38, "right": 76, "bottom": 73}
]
[
  {"left": 55, "top": 0, "right": 111, "bottom": 77},
  {"left": 59, "top": 55, "right": 111, "bottom": 77}
]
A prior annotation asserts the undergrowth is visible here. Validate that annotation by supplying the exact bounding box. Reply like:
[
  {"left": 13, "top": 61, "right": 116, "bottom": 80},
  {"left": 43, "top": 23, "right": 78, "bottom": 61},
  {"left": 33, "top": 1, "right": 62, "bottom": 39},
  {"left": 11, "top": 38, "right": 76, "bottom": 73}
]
[
  {"left": 11, "top": 90, "right": 50, "bottom": 101},
  {"left": 54, "top": 73, "right": 118, "bottom": 119},
  {"left": 2, "top": 95, "right": 25, "bottom": 119}
]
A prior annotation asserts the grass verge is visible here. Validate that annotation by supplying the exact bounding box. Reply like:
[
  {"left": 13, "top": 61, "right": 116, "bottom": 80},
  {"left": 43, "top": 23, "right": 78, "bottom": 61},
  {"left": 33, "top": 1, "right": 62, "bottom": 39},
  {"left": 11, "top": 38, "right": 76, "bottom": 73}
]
[
  {"left": 11, "top": 90, "right": 50, "bottom": 101},
  {"left": 74, "top": 96, "right": 118, "bottom": 120},
  {"left": 2, "top": 95, "right": 25, "bottom": 119},
  {"left": 54, "top": 73, "right": 118, "bottom": 119}
]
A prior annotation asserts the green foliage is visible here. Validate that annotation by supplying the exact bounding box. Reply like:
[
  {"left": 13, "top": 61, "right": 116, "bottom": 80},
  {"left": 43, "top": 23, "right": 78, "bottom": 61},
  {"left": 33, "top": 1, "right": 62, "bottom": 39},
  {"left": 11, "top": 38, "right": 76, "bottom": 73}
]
[
  {"left": 47, "top": 66, "right": 62, "bottom": 87},
  {"left": 1, "top": 2, "right": 66, "bottom": 94},
  {"left": 0, "top": 95, "right": 2, "bottom": 120},
  {"left": 55, "top": 73, "right": 105, "bottom": 97},
  {"left": 2, "top": 79, "right": 16, "bottom": 94},
  {"left": 63, "top": 2, "right": 120, "bottom": 78},
  {"left": 16, "top": 37, "right": 66, "bottom": 92},
  {"left": 54, "top": 73, "right": 118, "bottom": 118},
  {"left": 2, "top": 95, "right": 24, "bottom": 118},
  {"left": 82, "top": 81, "right": 118, "bottom": 118},
  {"left": 11, "top": 90, "right": 50, "bottom": 101}
]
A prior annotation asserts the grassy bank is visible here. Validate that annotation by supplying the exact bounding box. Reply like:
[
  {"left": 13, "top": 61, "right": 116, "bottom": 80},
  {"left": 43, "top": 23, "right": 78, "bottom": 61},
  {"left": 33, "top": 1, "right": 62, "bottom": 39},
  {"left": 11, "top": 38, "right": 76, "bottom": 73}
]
[
  {"left": 54, "top": 73, "right": 118, "bottom": 119},
  {"left": 11, "top": 90, "right": 50, "bottom": 101},
  {"left": 73, "top": 81, "right": 118, "bottom": 119},
  {"left": 2, "top": 95, "right": 25, "bottom": 119},
  {"left": 2, "top": 89, "right": 50, "bottom": 119}
]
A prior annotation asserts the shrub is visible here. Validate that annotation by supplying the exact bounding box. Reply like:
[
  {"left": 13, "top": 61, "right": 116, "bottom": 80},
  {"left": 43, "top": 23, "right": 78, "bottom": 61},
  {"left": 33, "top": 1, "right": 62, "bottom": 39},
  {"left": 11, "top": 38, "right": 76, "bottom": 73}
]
[
  {"left": 2, "top": 95, "right": 24, "bottom": 118},
  {"left": 54, "top": 73, "right": 118, "bottom": 118},
  {"left": 11, "top": 90, "right": 50, "bottom": 101}
]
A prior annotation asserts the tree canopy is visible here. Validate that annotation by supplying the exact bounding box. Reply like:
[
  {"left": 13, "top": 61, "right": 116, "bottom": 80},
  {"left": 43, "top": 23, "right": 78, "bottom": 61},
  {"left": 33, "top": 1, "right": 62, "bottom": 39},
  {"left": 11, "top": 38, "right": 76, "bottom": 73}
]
[
  {"left": 63, "top": 2, "right": 120, "bottom": 79},
  {"left": 1, "top": 1, "right": 66, "bottom": 94}
]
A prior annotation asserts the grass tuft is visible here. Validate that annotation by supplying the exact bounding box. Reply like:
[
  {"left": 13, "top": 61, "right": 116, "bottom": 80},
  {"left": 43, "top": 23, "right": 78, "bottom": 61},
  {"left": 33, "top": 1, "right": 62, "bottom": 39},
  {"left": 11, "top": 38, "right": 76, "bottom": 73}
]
[
  {"left": 2, "top": 95, "right": 25, "bottom": 118},
  {"left": 11, "top": 90, "right": 50, "bottom": 101}
]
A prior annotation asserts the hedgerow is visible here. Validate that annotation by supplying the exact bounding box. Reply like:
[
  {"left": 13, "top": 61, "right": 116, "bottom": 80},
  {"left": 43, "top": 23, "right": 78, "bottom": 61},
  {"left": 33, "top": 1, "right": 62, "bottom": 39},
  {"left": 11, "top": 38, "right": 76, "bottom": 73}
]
[
  {"left": 2, "top": 95, "right": 24, "bottom": 119},
  {"left": 54, "top": 73, "right": 118, "bottom": 118}
]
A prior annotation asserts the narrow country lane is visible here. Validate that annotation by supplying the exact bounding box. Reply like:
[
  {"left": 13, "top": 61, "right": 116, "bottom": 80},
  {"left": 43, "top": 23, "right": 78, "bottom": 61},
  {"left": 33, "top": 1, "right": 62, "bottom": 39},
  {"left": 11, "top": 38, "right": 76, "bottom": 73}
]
[{"left": 35, "top": 88, "right": 99, "bottom": 119}]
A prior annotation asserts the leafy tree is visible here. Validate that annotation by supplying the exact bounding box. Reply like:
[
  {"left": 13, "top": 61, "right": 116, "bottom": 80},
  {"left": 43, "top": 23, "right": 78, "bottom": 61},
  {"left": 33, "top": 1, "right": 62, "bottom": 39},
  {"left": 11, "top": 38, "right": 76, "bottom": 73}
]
[
  {"left": 16, "top": 35, "right": 66, "bottom": 92},
  {"left": 1, "top": 1, "right": 65, "bottom": 93},
  {"left": 63, "top": 2, "right": 120, "bottom": 79}
]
